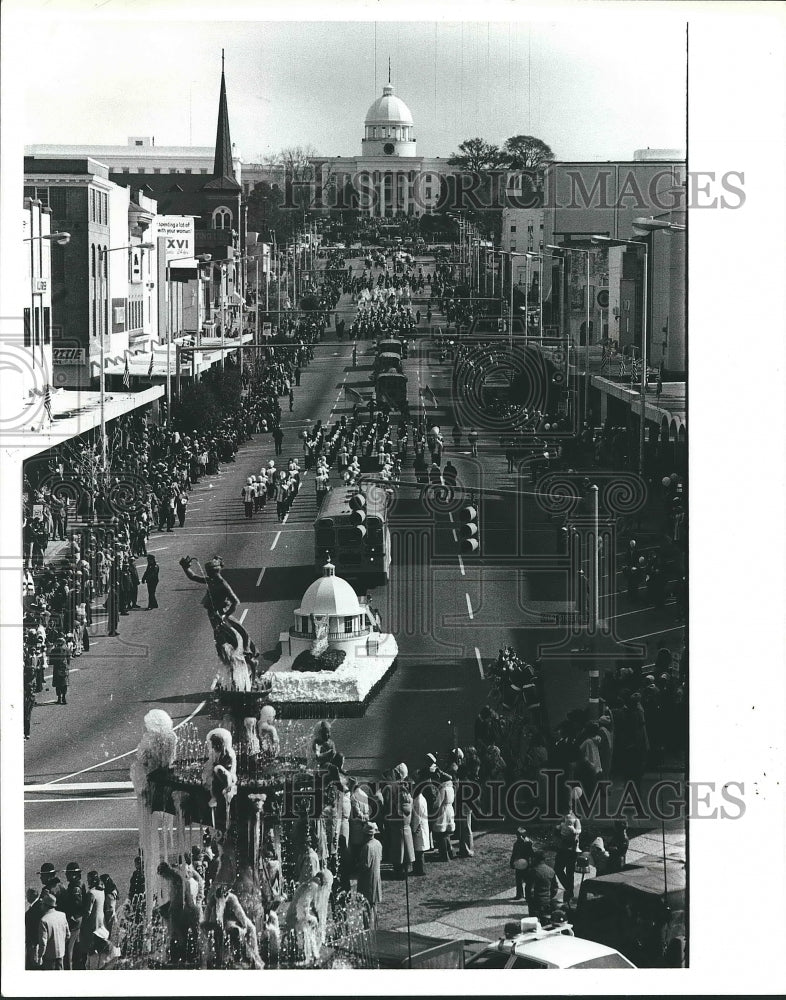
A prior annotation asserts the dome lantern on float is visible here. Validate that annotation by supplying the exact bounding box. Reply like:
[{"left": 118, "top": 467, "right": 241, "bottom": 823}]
[{"left": 295, "top": 560, "right": 363, "bottom": 618}]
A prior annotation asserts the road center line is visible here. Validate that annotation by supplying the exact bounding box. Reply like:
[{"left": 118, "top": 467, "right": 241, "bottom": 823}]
[
  {"left": 256, "top": 567, "right": 265, "bottom": 587},
  {"left": 475, "top": 647, "right": 485, "bottom": 679},
  {"left": 465, "top": 593, "right": 474, "bottom": 619},
  {"left": 239, "top": 608, "right": 248, "bottom": 624},
  {"left": 147, "top": 546, "right": 169, "bottom": 552},
  {"left": 271, "top": 531, "right": 281, "bottom": 550},
  {"left": 457, "top": 554, "right": 465, "bottom": 576}
]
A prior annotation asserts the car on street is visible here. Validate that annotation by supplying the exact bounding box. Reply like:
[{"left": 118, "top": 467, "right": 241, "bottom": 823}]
[{"left": 464, "top": 918, "right": 637, "bottom": 970}]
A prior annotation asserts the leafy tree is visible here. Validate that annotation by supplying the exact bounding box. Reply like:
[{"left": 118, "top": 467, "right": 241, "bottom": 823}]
[
  {"left": 503, "top": 134, "right": 554, "bottom": 171},
  {"left": 448, "top": 137, "right": 508, "bottom": 172}
]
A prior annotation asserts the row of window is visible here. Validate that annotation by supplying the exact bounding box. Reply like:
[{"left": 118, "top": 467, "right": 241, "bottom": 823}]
[
  {"left": 90, "top": 188, "right": 108, "bottom": 224},
  {"left": 23, "top": 306, "right": 51, "bottom": 347},
  {"left": 127, "top": 298, "right": 144, "bottom": 332},
  {"left": 366, "top": 126, "right": 413, "bottom": 140},
  {"left": 120, "top": 166, "right": 209, "bottom": 175}
]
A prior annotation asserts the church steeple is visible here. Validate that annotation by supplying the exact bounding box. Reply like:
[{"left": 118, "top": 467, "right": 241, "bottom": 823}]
[{"left": 212, "top": 49, "right": 235, "bottom": 182}]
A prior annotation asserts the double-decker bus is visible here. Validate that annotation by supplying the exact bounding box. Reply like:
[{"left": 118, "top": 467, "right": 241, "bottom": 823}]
[{"left": 314, "top": 484, "right": 391, "bottom": 583}]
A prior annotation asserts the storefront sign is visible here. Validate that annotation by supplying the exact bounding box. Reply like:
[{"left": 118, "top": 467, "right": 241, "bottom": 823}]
[{"left": 53, "top": 347, "right": 86, "bottom": 365}]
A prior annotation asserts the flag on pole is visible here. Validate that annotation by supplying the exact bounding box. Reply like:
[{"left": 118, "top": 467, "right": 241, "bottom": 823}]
[
  {"left": 148, "top": 351, "right": 154, "bottom": 377},
  {"left": 122, "top": 356, "right": 130, "bottom": 388},
  {"left": 600, "top": 345, "right": 609, "bottom": 373},
  {"left": 43, "top": 384, "right": 52, "bottom": 422}
]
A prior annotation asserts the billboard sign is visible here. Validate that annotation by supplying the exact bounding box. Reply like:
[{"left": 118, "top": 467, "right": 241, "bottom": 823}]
[{"left": 154, "top": 215, "right": 197, "bottom": 267}]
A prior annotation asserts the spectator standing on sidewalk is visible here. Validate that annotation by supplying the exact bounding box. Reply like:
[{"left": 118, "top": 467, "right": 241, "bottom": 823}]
[
  {"left": 510, "top": 827, "right": 535, "bottom": 901},
  {"left": 176, "top": 490, "right": 189, "bottom": 528},
  {"left": 142, "top": 555, "right": 159, "bottom": 610},
  {"left": 468, "top": 428, "right": 479, "bottom": 457},
  {"left": 528, "top": 851, "right": 559, "bottom": 921},
  {"left": 356, "top": 822, "right": 382, "bottom": 928},
  {"left": 36, "top": 891, "right": 70, "bottom": 970},
  {"left": 553, "top": 810, "right": 581, "bottom": 904},
  {"left": 289, "top": 387, "right": 295, "bottom": 412}
]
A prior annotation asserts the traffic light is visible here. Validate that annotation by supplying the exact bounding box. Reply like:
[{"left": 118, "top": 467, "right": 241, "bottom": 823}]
[{"left": 458, "top": 502, "right": 479, "bottom": 554}]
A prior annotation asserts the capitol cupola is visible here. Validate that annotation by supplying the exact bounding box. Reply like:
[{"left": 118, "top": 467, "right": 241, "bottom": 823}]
[{"left": 362, "top": 81, "right": 416, "bottom": 158}]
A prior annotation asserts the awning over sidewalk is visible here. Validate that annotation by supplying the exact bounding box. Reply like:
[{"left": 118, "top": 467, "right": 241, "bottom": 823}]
[
  {"left": 14, "top": 385, "right": 165, "bottom": 458},
  {"left": 591, "top": 374, "right": 686, "bottom": 430}
]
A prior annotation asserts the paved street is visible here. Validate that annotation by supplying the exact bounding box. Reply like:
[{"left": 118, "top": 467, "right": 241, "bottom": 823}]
[{"left": 24, "top": 255, "right": 685, "bottom": 893}]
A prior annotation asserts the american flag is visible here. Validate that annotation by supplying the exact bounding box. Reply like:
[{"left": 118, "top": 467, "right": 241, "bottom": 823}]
[
  {"left": 631, "top": 358, "right": 642, "bottom": 385},
  {"left": 43, "top": 384, "right": 52, "bottom": 421},
  {"left": 122, "top": 356, "right": 130, "bottom": 388},
  {"left": 148, "top": 351, "right": 154, "bottom": 377},
  {"left": 600, "top": 345, "right": 609, "bottom": 373}
]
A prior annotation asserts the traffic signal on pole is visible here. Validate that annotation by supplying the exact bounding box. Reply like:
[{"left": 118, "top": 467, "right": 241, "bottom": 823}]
[{"left": 458, "top": 502, "right": 479, "bottom": 554}]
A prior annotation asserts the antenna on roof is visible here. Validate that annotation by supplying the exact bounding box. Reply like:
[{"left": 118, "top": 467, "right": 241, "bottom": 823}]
[
  {"left": 222, "top": 48, "right": 225, "bottom": 74},
  {"left": 388, "top": 56, "right": 391, "bottom": 84}
]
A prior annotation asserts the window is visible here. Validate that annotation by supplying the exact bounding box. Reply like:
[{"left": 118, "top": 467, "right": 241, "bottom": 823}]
[
  {"left": 184, "top": 168, "right": 192, "bottom": 174},
  {"left": 90, "top": 189, "right": 95, "bottom": 221},
  {"left": 23, "top": 308, "right": 31, "bottom": 347},
  {"left": 135, "top": 140, "right": 143, "bottom": 146},
  {"left": 154, "top": 167, "right": 161, "bottom": 174},
  {"left": 123, "top": 167, "right": 130, "bottom": 174},
  {"left": 34, "top": 308, "right": 41, "bottom": 346},
  {"left": 425, "top": 187, "right": 432, "bottom": 198},
  {"left": 200, "top": 168, "right": 208, "bottom": 174},
  {"left": 344, "top": 616, "right": 354, "bottom": 634},
  {"left": 138, "top": 166, "right": 146, "bottom": 174},
  {"left": 43, "top": 307, "right": 51, "bottom": 345},
  {"left": 510, "top": 225, "right": 517, "bottom": 233},
  {"left": 213, "top": 206, "right": 232, "bottom": 230}
]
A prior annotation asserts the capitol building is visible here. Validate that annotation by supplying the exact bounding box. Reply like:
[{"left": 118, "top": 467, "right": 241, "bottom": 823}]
[{"left": 311, "top": 80, "right": 456, "bottom": 217}]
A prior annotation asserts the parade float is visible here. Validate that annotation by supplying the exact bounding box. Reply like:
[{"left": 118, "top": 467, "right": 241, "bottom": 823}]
[{"left": 111, "top": 556, "right": 398, "bottom": 969}]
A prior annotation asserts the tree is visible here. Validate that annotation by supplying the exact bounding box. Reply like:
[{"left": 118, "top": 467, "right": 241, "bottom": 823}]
[
  {"left": 503, "top": 135, "right": 554, "bottom": 172},
  {"left": 448, "top": 137, "right": 508, "bottom": 172}
]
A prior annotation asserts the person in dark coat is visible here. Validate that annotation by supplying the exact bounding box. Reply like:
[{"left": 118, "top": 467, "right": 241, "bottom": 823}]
[
  {"left": 528, "top": 851, "right": 559, "bottom": 920},
  {"left": 142, "top": 555, "right": 159, "bottom": 610},
  {"left": 379, "top": 764, "right": 415, "bottom": 878},
  {"left": 510, "top": 827, "right": 535, "bottom": 902},
  {"left": 105, "top": 562, "right": 120, "bottom": 636},
  {"left": 50, "top": 636, "right": 71, "bottom": 705}
]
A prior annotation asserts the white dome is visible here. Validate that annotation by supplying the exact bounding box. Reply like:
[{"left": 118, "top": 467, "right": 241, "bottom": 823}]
[
  {"left": 365, "top": 84, "right": 414, "bottom": 126},
  {"left": 296, "top": 562, "right": 362, "bottom": 618}
]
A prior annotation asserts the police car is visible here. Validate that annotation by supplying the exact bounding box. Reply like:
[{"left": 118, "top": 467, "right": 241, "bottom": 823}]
[{"left": 464, "top": 918, "right": 636, "bottom": 970}]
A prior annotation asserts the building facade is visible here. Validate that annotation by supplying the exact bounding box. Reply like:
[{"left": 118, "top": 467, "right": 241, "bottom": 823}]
[{"left": 21, "top": 198, "right": 54, "bottom": 393}]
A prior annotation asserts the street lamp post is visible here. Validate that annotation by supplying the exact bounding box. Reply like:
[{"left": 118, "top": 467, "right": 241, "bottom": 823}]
[
  {"left": 97, "top": 241, "right": 154, "bottom": 474},
  {"left": 547, "top": 244, "right": 602, "bottom": 427}
]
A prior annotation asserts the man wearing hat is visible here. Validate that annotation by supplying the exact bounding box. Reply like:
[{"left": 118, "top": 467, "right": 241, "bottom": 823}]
[
  {"left": 37, "top": 890, "right": 70, "bottom": 969},
  {"left": 63, "top": 862, "right": 86, "bottom": 969},
  {"left": 356, "top": 822, "right": 382, "bottom": 927}
]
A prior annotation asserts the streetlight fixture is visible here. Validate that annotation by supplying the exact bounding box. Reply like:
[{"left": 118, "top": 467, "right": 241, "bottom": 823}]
[
  {"left": 24, "top": 231, "right": 71, "bottom": 246},
  {"left": 96, "top": 241, "right": 155, "bottom": 476}
]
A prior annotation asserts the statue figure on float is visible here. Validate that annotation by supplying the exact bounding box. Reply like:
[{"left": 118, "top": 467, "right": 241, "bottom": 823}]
[{"left": 179, "top": 555, "right": 259, "bottom": 687}]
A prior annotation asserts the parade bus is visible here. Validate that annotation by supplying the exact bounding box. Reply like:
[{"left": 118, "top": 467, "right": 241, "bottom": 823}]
[{"left": 314, "top": 485, "right": 391, "bottom": 583}]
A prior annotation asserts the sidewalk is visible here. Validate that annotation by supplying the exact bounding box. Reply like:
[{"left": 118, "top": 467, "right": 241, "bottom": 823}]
[{"left": 378, "top": 826, "right": 685, "bottom": 943}]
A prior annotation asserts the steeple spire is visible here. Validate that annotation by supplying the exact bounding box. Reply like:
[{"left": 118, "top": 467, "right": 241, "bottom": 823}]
[
  {"left": 388, "top": 56, "right": 391, "bottom": 85},
  {"left": 212, "top": 49, "right": 235, "bottom": 182}
]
